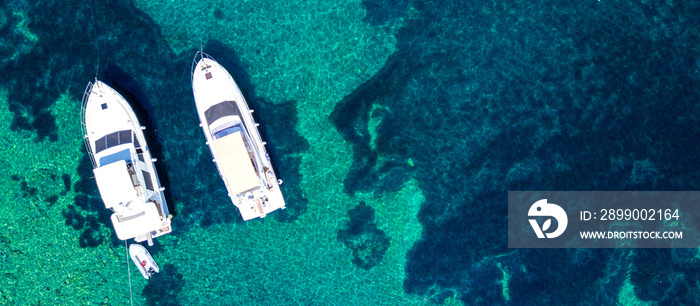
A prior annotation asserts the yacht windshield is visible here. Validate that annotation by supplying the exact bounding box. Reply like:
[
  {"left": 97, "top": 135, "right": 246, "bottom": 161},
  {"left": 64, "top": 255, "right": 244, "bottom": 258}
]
[
  {"left": 213, "top": 123, "right": 244, "bottom": 139},
  {"left": 95, "top": 130, "right": 133, "bottom": 154},
  {"left": 205, "top": 101, "right": 241, "bottom": 126}
]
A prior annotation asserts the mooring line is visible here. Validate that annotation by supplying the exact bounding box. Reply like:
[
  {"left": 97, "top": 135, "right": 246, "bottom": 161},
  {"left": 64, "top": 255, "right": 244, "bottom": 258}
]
[
  {"left": 90, "top": 0, "right": 100, "bottom": 79},
  {"left": 125, "top": 240, "right": 134, "bottom": 306}
]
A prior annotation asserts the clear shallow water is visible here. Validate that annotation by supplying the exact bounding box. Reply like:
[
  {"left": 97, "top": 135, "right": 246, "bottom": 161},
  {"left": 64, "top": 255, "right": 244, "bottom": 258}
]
[{"left": 0, "top": 0, "right": 697, "bottom": 305}]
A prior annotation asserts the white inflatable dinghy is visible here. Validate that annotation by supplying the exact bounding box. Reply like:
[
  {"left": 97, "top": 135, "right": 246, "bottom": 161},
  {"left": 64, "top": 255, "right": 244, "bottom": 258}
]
[{"left": 129, "top": 243, "right": 159, "bottom": 279}]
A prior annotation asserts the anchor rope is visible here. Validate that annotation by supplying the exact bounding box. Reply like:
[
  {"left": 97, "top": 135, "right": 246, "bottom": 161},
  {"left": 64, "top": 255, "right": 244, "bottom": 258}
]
[
  {"left": 90, "top": 0, "right": 100, "bottom": 79},
  {"left": 125, "top": 241, "right": 134, "bottom": 306}
]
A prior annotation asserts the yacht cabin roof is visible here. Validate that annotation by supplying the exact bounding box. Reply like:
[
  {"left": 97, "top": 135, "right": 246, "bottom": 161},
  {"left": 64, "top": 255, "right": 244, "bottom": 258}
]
[
  {"left": 93, "top": 160, "right": 139, "bottom": 210},
  {"left": 211, "top": 131, "right": 260, "bottom": 194}
]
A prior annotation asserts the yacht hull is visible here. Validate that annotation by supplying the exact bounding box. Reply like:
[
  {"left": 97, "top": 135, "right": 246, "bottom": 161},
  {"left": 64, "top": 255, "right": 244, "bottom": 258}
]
[
  {"left": 191, "top": 52, "right": 286, "bottom": 221},
  {"left": 82, "top": 81, "right": 172, "bottom": 244}
]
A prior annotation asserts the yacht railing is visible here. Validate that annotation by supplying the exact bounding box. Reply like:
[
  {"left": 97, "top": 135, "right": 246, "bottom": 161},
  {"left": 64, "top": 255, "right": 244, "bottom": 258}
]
[
  {"left": 191, "top": 51, "right": 213, "bottom": 82},
  {"left": 81, "top": 81, "right": 97, "bottom": 168}
]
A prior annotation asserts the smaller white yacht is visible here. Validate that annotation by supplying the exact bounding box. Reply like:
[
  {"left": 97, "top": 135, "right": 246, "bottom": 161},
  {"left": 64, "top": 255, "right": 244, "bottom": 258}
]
[
  {"left": 129, "top": 244, "right": 159, "bottom": 279},
  {"left": 191, "top": 52, "right": 286, "bottom": 221},
  {"left": 81, "top": 81, "right": 172, "bottom": 245}
]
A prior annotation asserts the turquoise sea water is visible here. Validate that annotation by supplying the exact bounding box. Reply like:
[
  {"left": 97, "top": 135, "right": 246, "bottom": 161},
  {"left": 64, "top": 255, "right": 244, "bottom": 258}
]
[{"left": 0, "top": 0, "right": 698, "bottom": 305}]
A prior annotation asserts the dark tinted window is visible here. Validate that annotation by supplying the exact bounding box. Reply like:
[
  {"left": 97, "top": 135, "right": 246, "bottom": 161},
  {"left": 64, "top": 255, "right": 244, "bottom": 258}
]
[
  {"left": 106, "top": 133, "right": 118, "bottom": 147},
  {"left": 119, "top": 130, "right": 132, "bottom": 144},
  {"left": 95, "top": 138, "right": 107, "bottom": 153},
  {"left": 142, "top": 171, "right": 154, "bottom": 191},
  {"left": 205, "top": 101, "right": 241, "bottom": 126}
]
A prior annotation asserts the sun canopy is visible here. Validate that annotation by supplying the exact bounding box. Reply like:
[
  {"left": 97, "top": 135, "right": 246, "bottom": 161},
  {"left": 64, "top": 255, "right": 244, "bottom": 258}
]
[
  {"left": 211, "top": 131, "right": 260, "bottom": 194},
  {"left": 93, "top": 160, "right": 139, "bottom": 210}
]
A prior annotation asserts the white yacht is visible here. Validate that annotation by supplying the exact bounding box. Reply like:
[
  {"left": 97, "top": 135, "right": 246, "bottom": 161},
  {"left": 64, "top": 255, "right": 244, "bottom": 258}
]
[
  {"left": 81, "top": 81, "right": 172, "bottom": 245},
  {"left": 191, "top": 52, "right": 286, "bottom": 221}
]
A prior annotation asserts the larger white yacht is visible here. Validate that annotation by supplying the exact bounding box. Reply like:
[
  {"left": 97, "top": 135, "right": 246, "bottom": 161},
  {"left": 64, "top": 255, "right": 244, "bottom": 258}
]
[
  {"left": 81, "top": 81, "right": 172, "bottom": 245},
  {"left": 191, "top": 52, "right": 286, "bottom": 221}
]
